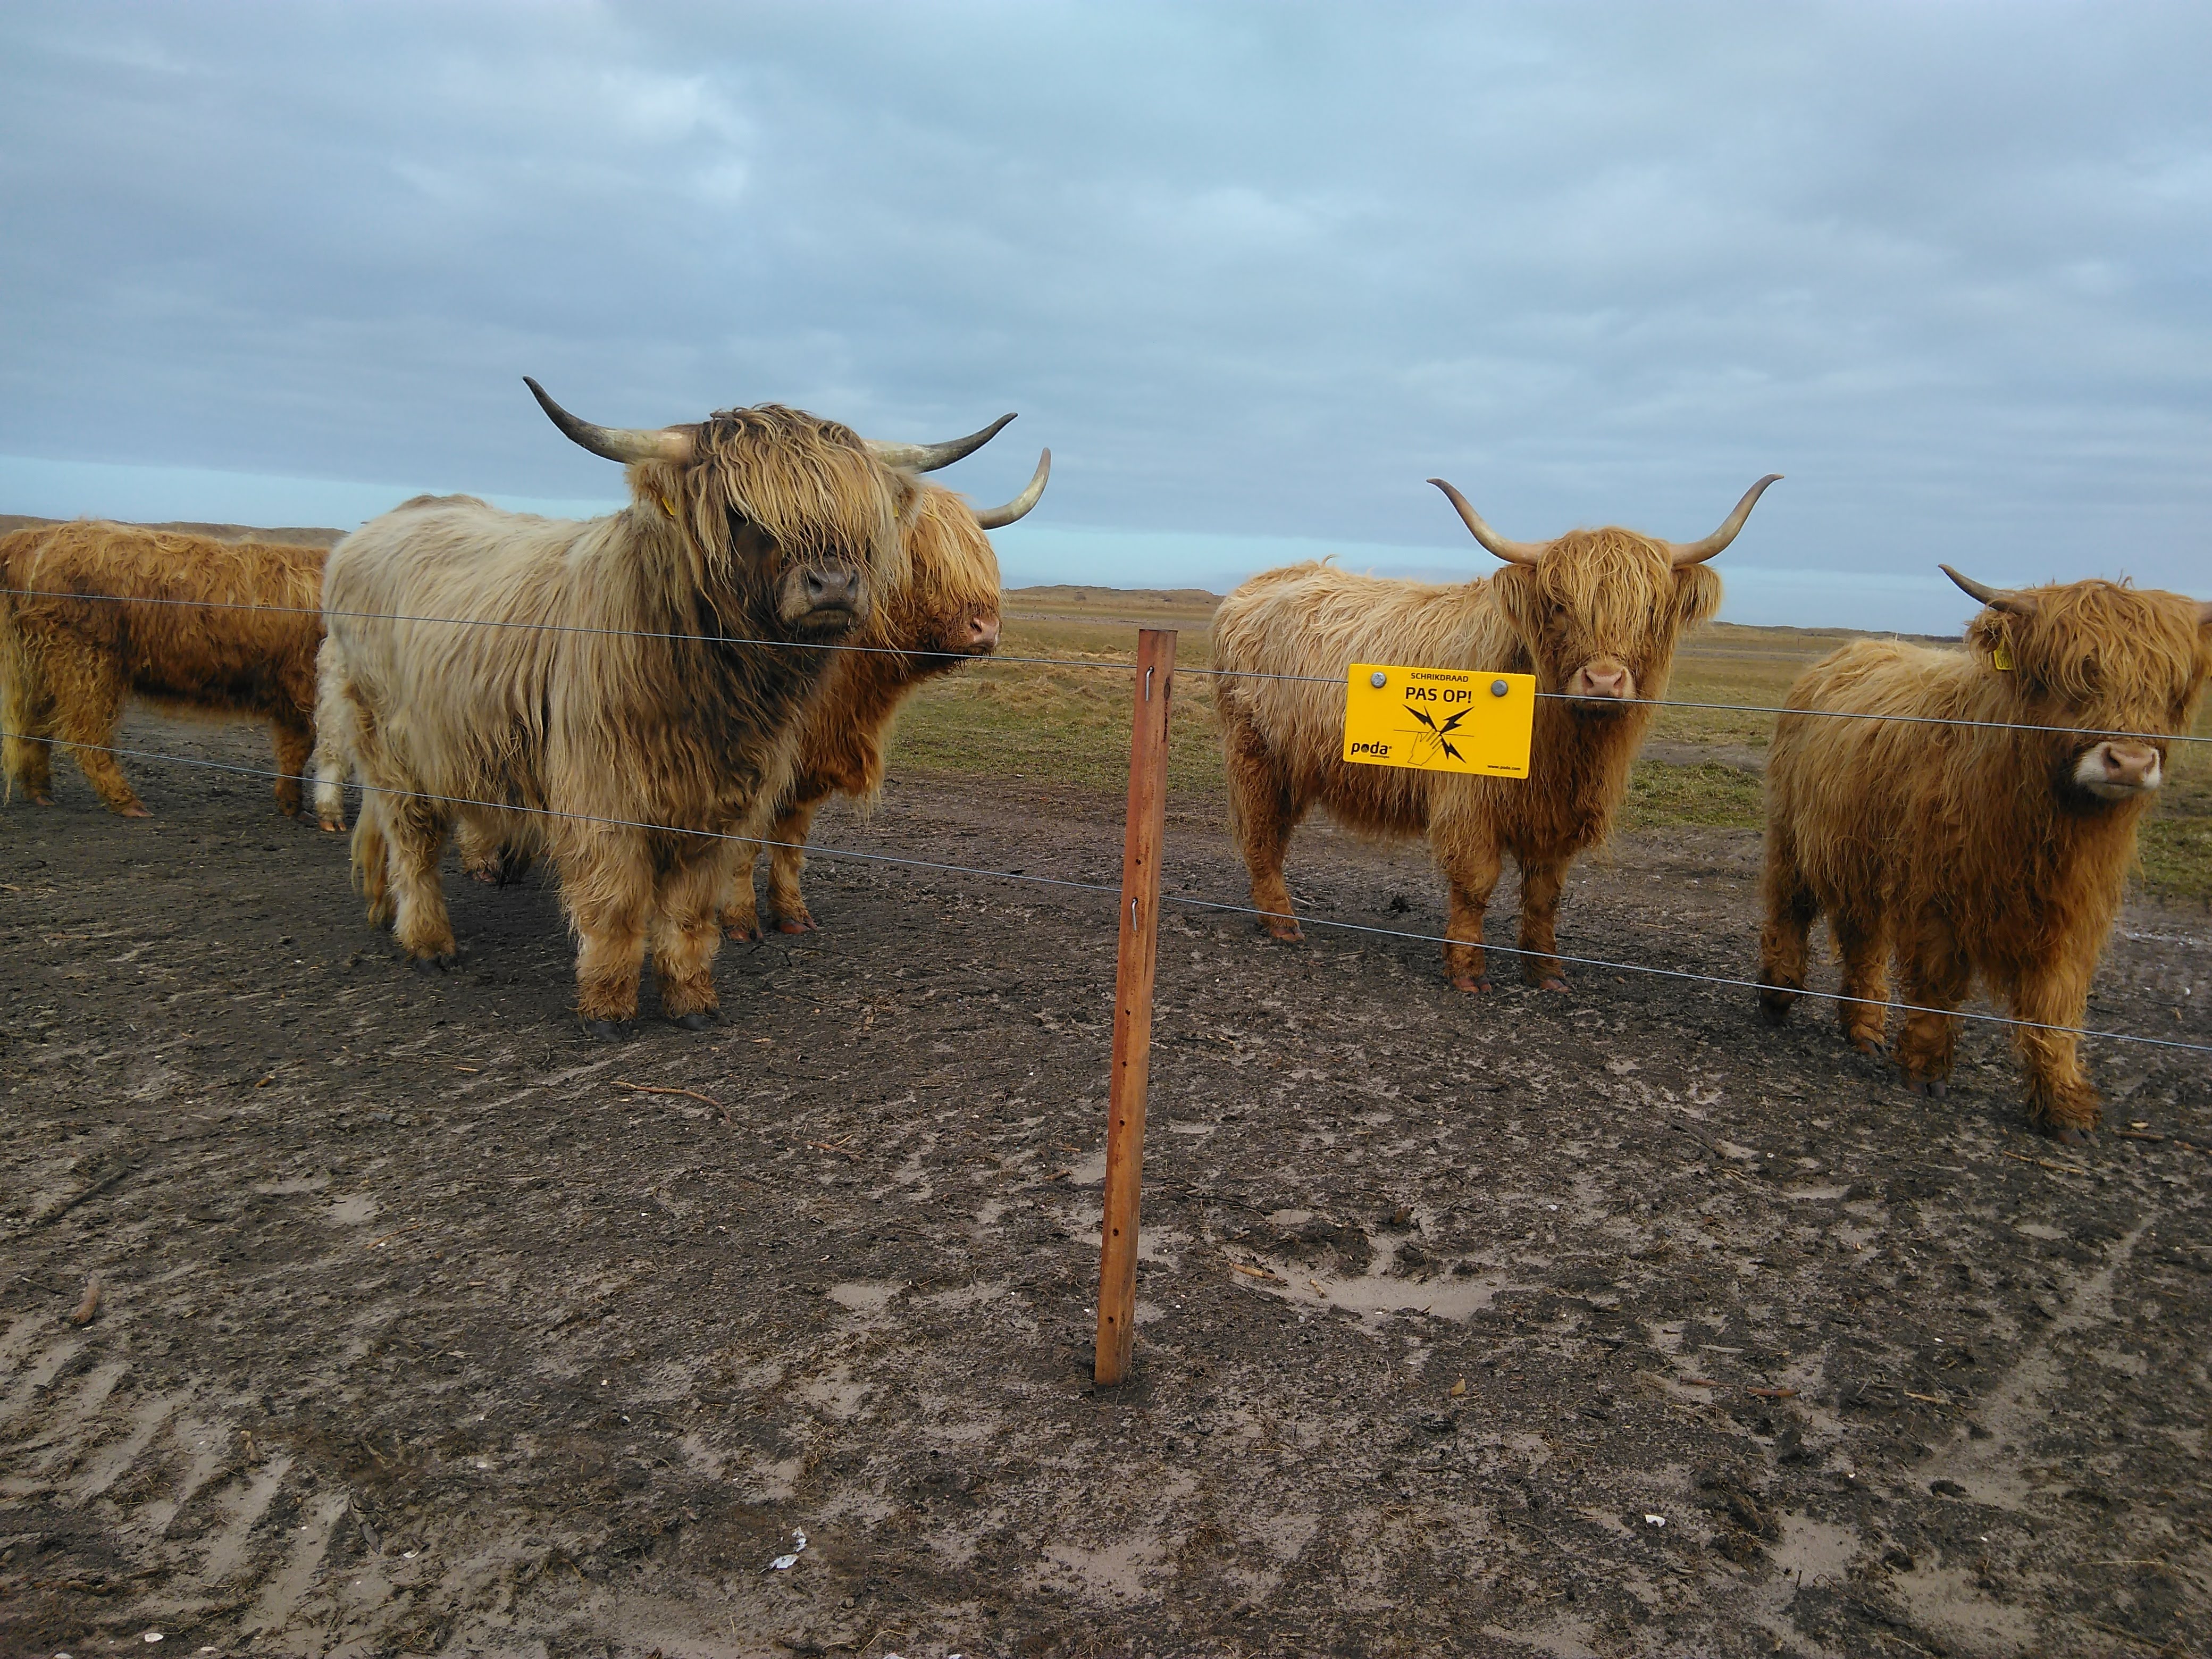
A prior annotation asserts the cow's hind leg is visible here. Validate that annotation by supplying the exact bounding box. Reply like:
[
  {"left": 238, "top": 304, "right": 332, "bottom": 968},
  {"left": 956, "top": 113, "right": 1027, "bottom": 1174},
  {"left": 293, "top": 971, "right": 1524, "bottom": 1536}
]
[
  {"left": 1514, "top": 854, "right": 1571, "bottom": 991},
  {"left": 1224, "top": 710, "right": 1305, "bottom": 941},
  {"left": 1832, "top": 909, "right": 1891, "bottom": 1055},
  {"left": 350, "top": 794, "right": 396, "bottom": 928},
  {"left": 1756, "top": 824, "right": 1818, "bottom": 1025},
  {"left": 45, "top": 643, "right": 146, "bottom": 816},
  {"left": 270, "top": 716, "right": 312, "bottom": 818},
  {"left": 1, "top": 634, "right": 58, "bottom": 805},
  {"left": 652, "top": 842, "right": 735, "bottom": 1029},
  {"left": 1892, "top": 906, "right": 1969, "bottom": 1101}
]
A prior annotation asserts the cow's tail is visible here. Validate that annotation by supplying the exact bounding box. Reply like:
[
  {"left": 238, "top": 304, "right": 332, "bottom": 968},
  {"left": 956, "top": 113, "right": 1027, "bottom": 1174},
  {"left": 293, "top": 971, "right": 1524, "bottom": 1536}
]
[{"left": 309, "top": 631, "right": 355, "bottom": 831}]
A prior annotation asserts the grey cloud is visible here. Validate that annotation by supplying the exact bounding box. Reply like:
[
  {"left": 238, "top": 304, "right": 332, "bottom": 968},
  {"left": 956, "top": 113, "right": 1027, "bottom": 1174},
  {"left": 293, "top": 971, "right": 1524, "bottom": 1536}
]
[{"left": 2, "top": 2, "right": 2208, "bottom": 618}]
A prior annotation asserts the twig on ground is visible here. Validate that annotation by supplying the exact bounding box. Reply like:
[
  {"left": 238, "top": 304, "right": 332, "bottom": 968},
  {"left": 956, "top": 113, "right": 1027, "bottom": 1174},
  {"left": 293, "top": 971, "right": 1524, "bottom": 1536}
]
[
  {"left": 367, "top": 1222, "right": 423, "bottom": 1249},
  {"left": 1999, "top": 1149, "right": 2088, "bottom": 1176},
  {"left": 613, "top": 1078, "right": 731, "bottom": 1122},
  {"left": 30, "top": 1162, "right": 136, "bottom": 1229},
  {"left": 1902, "top": 1390, "right": 1951, "bottom": 1406},
  {"left": 1747, "top": 1386, "right": 1797, "bottom": 1399},
  {"left": 805, "top": 1138, "right": 859, "bottom": 1161},
  {"left": 69, "top": 1272, "right": 102, "bottom": 1326}
]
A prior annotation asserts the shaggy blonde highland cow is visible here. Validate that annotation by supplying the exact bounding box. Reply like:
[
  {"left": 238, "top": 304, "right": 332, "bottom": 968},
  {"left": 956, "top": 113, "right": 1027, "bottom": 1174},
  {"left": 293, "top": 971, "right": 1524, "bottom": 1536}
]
[
  {"left": 317, "top": 379, "right": 1013, "bottom": 1035},
  {"left": 1212, "top": 475, "right": 1778, "bottom": 991},
  {"left": 0, "top": 522, "right": 326, "bottom": 818},
  {"left": 1758, "top": 566, "right": 2212, "bottom": 1143}
]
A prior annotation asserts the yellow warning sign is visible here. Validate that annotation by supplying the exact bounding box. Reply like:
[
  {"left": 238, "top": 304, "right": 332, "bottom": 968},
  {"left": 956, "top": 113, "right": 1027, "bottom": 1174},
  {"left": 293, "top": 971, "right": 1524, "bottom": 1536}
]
[{"left": 1343, "top": 663, "right": 1535, "bottom": 778}]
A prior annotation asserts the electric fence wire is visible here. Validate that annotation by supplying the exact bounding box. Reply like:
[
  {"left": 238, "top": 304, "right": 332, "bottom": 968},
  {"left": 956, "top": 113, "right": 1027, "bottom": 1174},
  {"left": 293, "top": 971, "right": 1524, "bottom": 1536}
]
[
  {"left": 7, "top": 728, "right": 2209, "bottom": 1061},
  {"left": 4, "top": 584, "right": 2206, "bottom": 747}
]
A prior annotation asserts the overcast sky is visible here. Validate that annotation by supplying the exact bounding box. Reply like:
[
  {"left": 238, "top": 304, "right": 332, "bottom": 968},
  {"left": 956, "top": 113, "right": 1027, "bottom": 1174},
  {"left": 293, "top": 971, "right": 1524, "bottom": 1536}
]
[{"left": 3, "top": 3, "right": 2207, "bottom": 629}]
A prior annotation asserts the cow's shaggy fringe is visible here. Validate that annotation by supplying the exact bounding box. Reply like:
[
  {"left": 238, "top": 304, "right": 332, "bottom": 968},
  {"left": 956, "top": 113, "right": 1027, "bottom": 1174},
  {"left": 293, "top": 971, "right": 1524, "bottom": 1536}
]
[
  {"left": 0, "top": 522, "right": 326, "bottom": 817},
  {"left": 1759, "top": 576, "right": 2211, "bottom": 1135},
  {"left": 317, "top": 404, "right": 912, "bottom": 1027},
  {"left": 1213, "top": 526, "right": 1722, "bottom": 988}
]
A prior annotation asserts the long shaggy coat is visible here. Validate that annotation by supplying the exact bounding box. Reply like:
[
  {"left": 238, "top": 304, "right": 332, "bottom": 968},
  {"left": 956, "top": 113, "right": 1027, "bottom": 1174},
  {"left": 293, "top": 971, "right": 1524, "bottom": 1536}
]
[
  {"left": 0, "top": 522, "right": 326, "bottom": 817},
  {"left": 1213, "top": 531, "right": 1722, "bottom": 989},
  {"left": 318, "top": 404, "right": 912, "bottom": 1028},
  {"left": 1759, "top": 577, "right": 2210, "bottom": 1136}
]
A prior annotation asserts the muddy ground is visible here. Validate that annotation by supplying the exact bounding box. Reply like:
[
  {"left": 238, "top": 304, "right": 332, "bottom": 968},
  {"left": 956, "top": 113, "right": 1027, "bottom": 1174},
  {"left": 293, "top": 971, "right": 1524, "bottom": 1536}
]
[{"left": 3, "top": 709, "right": 2209, "bottom": 1659}]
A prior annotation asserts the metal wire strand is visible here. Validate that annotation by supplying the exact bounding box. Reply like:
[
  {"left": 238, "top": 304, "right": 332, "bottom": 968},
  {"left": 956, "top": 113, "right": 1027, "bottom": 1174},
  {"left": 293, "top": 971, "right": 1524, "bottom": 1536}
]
[
  {"left": 6, "top": 728, "right": 2207, "bottom": 1060},
  {"left": 3, "top": 583, "right": 2205, "bottom": 745}
]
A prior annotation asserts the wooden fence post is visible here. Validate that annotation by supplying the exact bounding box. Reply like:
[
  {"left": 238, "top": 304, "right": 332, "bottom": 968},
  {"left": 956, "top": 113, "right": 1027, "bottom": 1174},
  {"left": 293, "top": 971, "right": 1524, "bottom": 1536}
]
[{"left": 1095, "top": 626, "right": 1176, "bottom": 1386}]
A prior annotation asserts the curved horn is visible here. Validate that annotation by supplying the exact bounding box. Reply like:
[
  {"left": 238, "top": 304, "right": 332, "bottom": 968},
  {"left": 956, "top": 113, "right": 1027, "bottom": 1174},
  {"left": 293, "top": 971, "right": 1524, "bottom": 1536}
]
[
  {"left": 2199, "top": 598, "right": 2212, "bottom": 625},
  {"left": 524, "top": 377, "right": 694, "bottom": 466},
  {"left": 1427, "top": 478, "right": 1545, "bottom": 566},
  {"left": 867, "top": 412, "right": 1017, "bottom": 474},
  {"left": 1940, "top": 563, "right": 2039, "bottom": 615},
  {"left": 970, "top": 449, "right": 1051, "bottom": 530},
  {"left": 1664, "top": 474, "right": 1783, "bottom": 567}
]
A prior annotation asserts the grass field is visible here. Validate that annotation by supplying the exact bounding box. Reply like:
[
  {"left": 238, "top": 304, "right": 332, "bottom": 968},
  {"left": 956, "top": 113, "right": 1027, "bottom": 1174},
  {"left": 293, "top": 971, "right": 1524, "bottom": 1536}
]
[{"left": 887, "top": 586, "right": 2212, "bottom": 904}]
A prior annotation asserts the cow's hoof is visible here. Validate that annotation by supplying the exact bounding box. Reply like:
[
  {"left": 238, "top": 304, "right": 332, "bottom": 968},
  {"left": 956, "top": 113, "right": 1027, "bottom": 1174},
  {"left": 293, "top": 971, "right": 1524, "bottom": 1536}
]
[
  {"left": 1905, "top": 1077, "right": 1947, "bottom": 1099},
  {"left": 1537, "top": 976, "right": 1569, "bottom": 994},
  {"left": 1850, "top": 1034, "right": 1886, "bottom": 1057},
  {"left": 467, "top": 866, "right": 502, "bottom": 886},
  {"left": 580, "top": 1017, "right": 631, "bottom": 1041},
  {"left": 1262, "top": 925, "right": 1303, "bottom": 943},
  {"left": 116, "top": 802, "right": 152, "bottom": 819},
  {"left": 30, "top": 793, "right": 56, "bottom": 807},
  {"left": 409, "top": 950, "right": 460, "bottom": 975},
  {"left": 317, "top": 817, "right": 347, "bottom": 834},
  {"left": 671, "top": 1010, "right": 718, "bottom": 1032},
  {"left": 773, "top": 915, "right": 817, "bottom": 935},
  {"left": 723, "top": 923, "right": 759, "bottom": 943},
  {"left": 1451, "top": 975, "right": 1493, "bottom": 994},
  {"left": 2042, "top": 1122, "right": 2093, "bottom": 1148}
]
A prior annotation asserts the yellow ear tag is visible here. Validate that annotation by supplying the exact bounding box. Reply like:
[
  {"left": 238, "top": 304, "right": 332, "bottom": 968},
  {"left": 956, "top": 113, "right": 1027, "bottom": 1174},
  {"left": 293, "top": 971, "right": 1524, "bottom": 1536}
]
[
  {"left": 1991, "top": 641, "right": 2014, "bottom": 672},
  {"left": 659, "top": 495, "right": 677, "bottom": 520}
]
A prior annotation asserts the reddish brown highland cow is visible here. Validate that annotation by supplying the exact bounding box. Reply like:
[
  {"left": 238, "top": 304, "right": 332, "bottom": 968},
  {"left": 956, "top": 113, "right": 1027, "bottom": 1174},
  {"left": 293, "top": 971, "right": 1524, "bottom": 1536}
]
[
  {"left": 0, "top": 522, "right": 326, "bottom": 818},
  {"left": 1213, "top": 475, "right": 1778, "bottom": 990},
  {"left": 719, "top": 455, "right": 1044, "bottom": 939},
  {"left": 1759, "top": 566, "right": 2212, "bottom": 1143}
]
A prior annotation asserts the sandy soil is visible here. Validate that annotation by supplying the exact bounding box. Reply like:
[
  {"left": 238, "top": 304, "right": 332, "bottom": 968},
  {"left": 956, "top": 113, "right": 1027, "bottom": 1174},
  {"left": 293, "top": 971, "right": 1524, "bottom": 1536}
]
[{"left": 3, "top": 710, "right": 2209, "bottom": 1658}]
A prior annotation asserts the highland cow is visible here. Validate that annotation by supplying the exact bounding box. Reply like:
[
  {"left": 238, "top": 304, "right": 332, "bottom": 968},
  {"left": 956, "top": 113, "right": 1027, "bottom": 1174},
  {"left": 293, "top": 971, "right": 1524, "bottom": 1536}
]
[
  {"left": 1758, "top": 566, "right": 2211, "bottom": 1142},
  {"left": 719, "top": 454, "right": 1043, "bottom": 939},
  {"left": 0, "top": 522, "right": 327, "bottom": 818},
  {"left": 317, "top": 378, "right": 1011, "bottom": 1034},
  {"left": 1212, "top": 475, "right": 1778, "bottom": 990}
]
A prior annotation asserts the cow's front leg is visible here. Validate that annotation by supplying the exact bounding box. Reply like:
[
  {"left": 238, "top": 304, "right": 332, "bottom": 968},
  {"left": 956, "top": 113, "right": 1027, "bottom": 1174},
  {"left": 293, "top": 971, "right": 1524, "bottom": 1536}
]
[
  {"left": 383, "top": 795, "right": 458, "bottom": 968},
  {"left": 1892, "top": 905, "right": 1969, "bottom": 1101},
  {"left": 1515, "top": 854, "right": 1571, "bottom": 991},
  {"left": 2007, "top": 960, "right": 2101, "bottom": 1144},
  {"left": 1437, "top": 836, "right": 1503, "bottom": 993},
  {"left": 764, "top": 796, "right": 825, "bottom": 934},
  {"left": 1224, "top": 709, "right": 1305, "bottom": 941},
  {"left": 566, "top": 842, "right": 653, "bottom": 1035},
  {"left": 653, "top": 841, "right": 734, "bottom": 1029}
]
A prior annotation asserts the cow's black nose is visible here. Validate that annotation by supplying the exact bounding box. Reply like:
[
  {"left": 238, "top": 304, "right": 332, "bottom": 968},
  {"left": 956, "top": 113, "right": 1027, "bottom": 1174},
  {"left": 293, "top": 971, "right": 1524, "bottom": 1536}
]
[{"left": 805, "top": 567, "right": 861, "bottom": 609}]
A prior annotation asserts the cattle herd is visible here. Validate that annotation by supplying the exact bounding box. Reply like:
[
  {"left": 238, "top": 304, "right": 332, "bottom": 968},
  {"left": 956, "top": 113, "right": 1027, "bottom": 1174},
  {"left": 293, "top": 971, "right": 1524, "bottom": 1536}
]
[{"left": 2, "top": 382, "right": 2208, "bottom": 1146}]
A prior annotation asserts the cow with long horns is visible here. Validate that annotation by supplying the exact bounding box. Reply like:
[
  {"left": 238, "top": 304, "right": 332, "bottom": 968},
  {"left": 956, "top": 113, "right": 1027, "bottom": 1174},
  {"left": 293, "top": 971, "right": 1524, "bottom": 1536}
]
[
  {"left": 1758, "top": 566, "right": 2211, "bottom": 1142},
  {"left": 719, "top": 453, "right": 1044, "bottom": 939},
  {"left": 317, "top": 380, "right": 1012, "bottom": 1034},
  {"left": 1213, "top": 476, "right": 1778, "bottom": 990}
]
